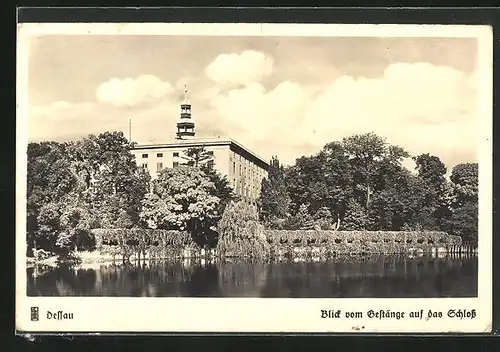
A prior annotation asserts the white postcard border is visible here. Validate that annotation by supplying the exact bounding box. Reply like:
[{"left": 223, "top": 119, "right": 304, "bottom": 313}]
[{"left": 16, "top": 22, "right": 493, "bottom": 334}]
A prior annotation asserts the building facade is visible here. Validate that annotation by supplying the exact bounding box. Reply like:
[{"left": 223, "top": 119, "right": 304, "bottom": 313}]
[{"left": 130, "top": 86, "right": 269, "bottom": 204}]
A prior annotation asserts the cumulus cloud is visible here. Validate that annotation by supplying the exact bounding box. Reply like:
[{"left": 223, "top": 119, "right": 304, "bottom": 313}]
[
  {"left": 208, "top": 62, "right": 478, "bottom": 168},
  {"left": 210, "top": 81, "right": 311, "bottom": 142},
  {"left": 28, "top": 61, "right": 478, "bottom": 172},
  {"left": 300, "top": 63, "right": 476, "bottom": 162},
  {"left": 29, "top": 101, "right": 101, "bottom": 141},
  {"left": 96, "top": 74, "right": 174, "bottom": 107},
  {"left": 205, "top": 50, "right": 273, "bottom": 86}
]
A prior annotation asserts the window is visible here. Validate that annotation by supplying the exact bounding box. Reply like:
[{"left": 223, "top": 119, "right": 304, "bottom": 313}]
[
  {"left": 208, "top": 151, "right": 214, "bottom": 156},
  {"left": 233, "top": 162, "right": 236, "bottom": 174},
  {"left": 142, "top": 154, "right": 148, "bottom": 158},
  {"left": 173, "top": 152, "right": 179, "bottom": 157},
  {"left": 207, "top": 160, "right": 214, "bottom": 169},
  {"left": 157, "top": 153, "right": 163, "bottom": 158},
  {"left": 142, "top": 163, "right": 148, "bottom": 169},
  {"left": 157, "top": 162, "right": 163, "bottom": 173},
  {"left": 173, "top": 161, "right": 179, "bottom": 168}
]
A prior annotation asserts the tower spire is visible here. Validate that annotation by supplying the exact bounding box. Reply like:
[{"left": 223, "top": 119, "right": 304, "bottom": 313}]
[{"left": 176, "top": 84, "right": 195, "bottom": 139}]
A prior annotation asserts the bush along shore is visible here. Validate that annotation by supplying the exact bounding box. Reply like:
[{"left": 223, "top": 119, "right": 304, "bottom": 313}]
[
  {"left": 27, "top": 227, "right": 464, "bottom": 267},
  {"left": 25, "top": 200, "right": 470, "bottom": 267}
]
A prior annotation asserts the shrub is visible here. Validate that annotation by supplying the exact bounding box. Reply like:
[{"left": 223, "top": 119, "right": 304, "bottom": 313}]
[
  {"left": 91, "top": 228, "right": 197, "bottom": 260},
  {"left": 312, "top": 207, "right": 336, "bottom": 230},
  {"left": 217, "top": 201, "right": 269, "bottom": 258},
  {"left": 264, "top": 230, "right": 461, "bottom": 255},
  {"left": 33, "top": 248, "right": 52, "bottom": 261}
]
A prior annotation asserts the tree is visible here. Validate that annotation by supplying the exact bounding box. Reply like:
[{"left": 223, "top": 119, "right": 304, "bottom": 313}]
[
  {"left": 414, "top": 153, "right": 447, "bottom": 190},
  {"left": 413, "top": 153, "right": 449, "bottom": 229},
  {"left": 68, "top": 131, "right": 150, "bottom": 229},
  {"left": 285, "top": 142, "right": 352, "bottom": 225},
  {"left": 442, "top": 163, "right": 479, "bottom": 244},
  {"left": 282, "top": 133, "right": 413, "bottom": 231},
  {"left": 450, "top": 163, "right": 478, "bottom": 206},
  {"left": 443, "top": 202, "right": 478, "bottom": 244},
  {"left": 140, "top": 166, "right": 220, "bottom": 246},
  {"left": 283, "top": 204, "right": 315, "bottom": 230},
  {"left": 203, "top": 166, "right": 237, "bottom": 215},
  {"left": 259, "top": 156, "right": 291, "bottom": 224},
  {"left": 201, "top": 166, "right": 238, "bottom": 246},
  {"left": 342, "top": 133, "right": 386, "bottom": 209},
  {"left": 285, "top": 154, "right": 326, "bottom": 216},
  {"left": 35, "top": 202, "right": 62, "bottom": 253},
  {"left": 319, "top": 141, "right": 353, "bottom": 217},
  {"left": 217, "top": 200, "right": 268, "bottom": 258},
  {"left": 56, "top": 201, "right": 92, "bottom": 257},
  {"left": 181, "top": 146, "right": 214, "bottom": 168},
  {"left": 27, "top": 142, "right": 77, "bottom": 254},
  {"left": 182, "top": 145, "right": 235, "bottom": 242},
  {"left": 26, "top": 131, "right": 150, "bottom": 256},
  {"left": 312, "top": 207, "right": 335, "bottom": 230},
  {"left": 342, "top": 133, "right": 409, "bottom": 209},
  {"left": 342, "top": 199, "right": 371, "bottom": 230},
  {"left": 369, "top": 169, "right": 429, "bottom": 230}
]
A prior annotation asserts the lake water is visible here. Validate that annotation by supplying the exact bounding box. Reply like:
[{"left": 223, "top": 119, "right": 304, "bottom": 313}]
[{"left": 27, "top": 255, "right": 478, "bottom": 298}]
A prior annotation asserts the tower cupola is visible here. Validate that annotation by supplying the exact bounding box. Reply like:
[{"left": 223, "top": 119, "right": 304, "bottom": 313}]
[{"left": 176, "top": 85, "right": 195, "bottom": 139}]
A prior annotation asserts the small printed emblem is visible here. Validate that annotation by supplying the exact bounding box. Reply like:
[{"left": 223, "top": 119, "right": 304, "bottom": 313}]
[{"left": 30, "top": 307, "right": 39, "bottom": 321}]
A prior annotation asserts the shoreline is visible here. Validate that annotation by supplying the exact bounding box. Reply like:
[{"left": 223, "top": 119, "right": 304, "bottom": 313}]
[{"left": 26, "top": 248, "right": 478, "bottom": 269}]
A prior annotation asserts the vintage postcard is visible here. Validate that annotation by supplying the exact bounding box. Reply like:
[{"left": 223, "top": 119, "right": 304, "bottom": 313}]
[{"left": 16, "top": 22, "right": 492, "bottom": 334}]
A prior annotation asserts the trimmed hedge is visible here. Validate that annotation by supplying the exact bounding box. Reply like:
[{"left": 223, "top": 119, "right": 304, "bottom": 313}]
[
  {"left": 264, "top": 230, "right": 462, "bottom": 255},
  {"left": 90, "top": 228, "right": 462, "bottom": 259},
  {"left": 91, "top": 228, "right": 198, "bottom": 259}
]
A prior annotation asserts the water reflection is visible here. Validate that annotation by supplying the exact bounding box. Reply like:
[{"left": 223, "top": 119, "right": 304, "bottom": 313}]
[{"left": 27, "top": 255, "right": 478, "bottom": 298}]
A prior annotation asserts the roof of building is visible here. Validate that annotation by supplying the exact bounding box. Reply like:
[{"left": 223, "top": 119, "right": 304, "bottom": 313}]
[{"left": 132, "top": 136, "right": 269, "bottom": 169}]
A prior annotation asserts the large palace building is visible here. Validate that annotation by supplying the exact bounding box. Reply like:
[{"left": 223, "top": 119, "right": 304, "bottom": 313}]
[{"left": 131, "top": 86, "right": 269, "bottom": 204}]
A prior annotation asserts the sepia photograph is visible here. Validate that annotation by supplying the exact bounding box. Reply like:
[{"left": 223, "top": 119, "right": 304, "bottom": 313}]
[{"left": 16, "top": 22, "right": 492, "bottom": 333}]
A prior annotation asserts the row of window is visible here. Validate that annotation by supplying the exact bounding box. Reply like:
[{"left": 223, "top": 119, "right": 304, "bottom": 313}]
[
  {"left": 230, "top": 152, "right": 265, "bottom": 201},
  {"left": 142, "top": 153, "right": 163, "bottom": 158},
  {"left": 142, "top": 160, "right": 215, "bottom": 173},
  {"left": 142, "top": 151, "right": 214, "bottom": 159},
  {"left": 233, "top": 161, "right": 264, "bottom": 192},
  {"left": 231, "top": 158, "right": 265, "bottom": 179},
  {"left": 234, "top": 179, "right": 260, "bottom": 196}
]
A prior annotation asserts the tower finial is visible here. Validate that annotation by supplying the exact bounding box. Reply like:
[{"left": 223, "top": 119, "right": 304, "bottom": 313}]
[{"left": 177, "top": 84, "right": 195, "bottom": 139}]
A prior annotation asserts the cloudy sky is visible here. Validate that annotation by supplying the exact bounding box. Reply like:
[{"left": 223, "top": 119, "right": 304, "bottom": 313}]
[{"left": 27, "top": 35, "right": 478, "bottom": 170}]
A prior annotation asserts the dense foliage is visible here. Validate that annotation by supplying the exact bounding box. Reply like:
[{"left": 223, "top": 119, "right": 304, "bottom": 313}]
[
  {"left": 260, "top": 133, "right": 479, "bottom": 244},
  {"left": 140, "top": 147, "right": 235, "bottom": 248},
  {"left": 26, "top": 129, "right": 479, "bottom": 263},
  {"left": 264, "top": 230, "right": 461, "bottom": 255},
  {"left": 27, "top": 139, "right": 236, "bottom": 258},
  {"left": 258, "top": 156, "right": 291, "bottom": 225},
  {"left": 27, "top": 132, "right": 150, "bottom": 258},
  {"left": 442, "top": 163, "right": 479, "bottom": 243},
  {"left": 180, "top": 146, "right": 214, "bottom": 168},
  {"left": 140, "top": 166, "right": 220, "bottom": 247},
  {"left": 217, "top": 200, "right": 269, "bottom": 258},
  {"left": 92, "top": 228, "right": 195, "bottom": 260}
]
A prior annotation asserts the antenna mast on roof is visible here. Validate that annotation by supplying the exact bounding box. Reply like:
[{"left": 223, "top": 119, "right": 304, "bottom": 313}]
[{"left": 129, "top": 118, "right": 132, "bottom": 142}]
